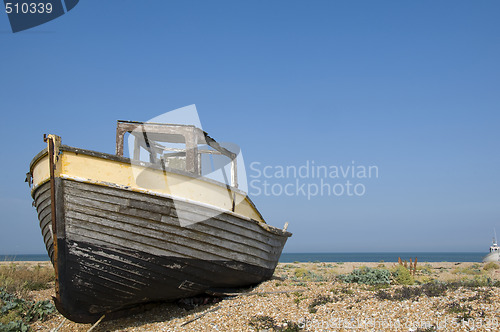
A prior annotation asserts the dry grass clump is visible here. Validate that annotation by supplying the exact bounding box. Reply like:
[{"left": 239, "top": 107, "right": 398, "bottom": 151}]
[
  {"left": 0, "top": 263, "right": 54, "bottom": 299},
  {"left": 451, "top": 263, "right": 483, "bottom": 276},
  {"left": 248, "top": 315, "right": 302, "bottom": 331},
  {"left": 483, "top": 261, "right": 500, "bottom": 271}
]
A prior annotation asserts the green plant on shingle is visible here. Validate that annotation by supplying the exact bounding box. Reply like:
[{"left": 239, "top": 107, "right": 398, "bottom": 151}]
[
  {"left": 292, "top": 268, "right": 326, "bottom": 282},
  {"left": 415, "top": 327, "right": 437, "bottom": 332},
  {"left": 462, "top": 289, "right": 493, "bottom": 303},
  {"left": 392, "top": 265, "right": 414, "bottom": 285},
  {"left": 447, "top": 302, "right": 472, "bottom": 314},
  {"left": 249, "top": 315, "right": 276, "bottom": 330},
  {"left": 249, "top": 316, "right": 304, "bottom": 331},
  {"left": 417, "top": 264, "right": 433, "bottom": 275},
  {"left": 0, "top": 287, "right": 55, "bottom": 330},
  {"left": 308, "top": 295, "right": 333, "bottom": 313},
  {"left": 452, "top": 266, "right": 483, "bottom": 275},
  {"left": 338, "top": 267, "right": 390, "bottom": 285},
  {"left": 456, "top": 311, "right": 474, "bottom": 323},
  {"left": 483, "top": 262, "right": 499, "bottom": 271},
  {"left": 421, "top": 282, "right": 447, "bottom": 297},
  {"left": 375, "top": 289, "right": 393, "bottom": 301},
  {"left": 0, "top": 320, "right": 30, "bottom": 332},
  {"left": 25, "top": 300, "right": 55, "bottom": 322}
]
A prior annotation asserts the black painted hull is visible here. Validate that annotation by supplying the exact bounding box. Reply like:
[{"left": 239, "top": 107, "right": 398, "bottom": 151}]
[{"left": 32, "top": 178, "right": 290, "bottom": 323}]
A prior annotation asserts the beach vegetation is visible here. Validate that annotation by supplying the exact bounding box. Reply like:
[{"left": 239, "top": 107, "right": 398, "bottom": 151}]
[
  {"left": 0, "top": 263, "right": 54, "bottom": 299},
  {"left": 292, "top": 291, "right": 305, "bottom": 307},
  {"left": 415, "top": 327, "right": 437, "bottom": 332},
  {"left": 483, "top": 262, "right": 499, "bottom": 271},
  {"left": 392, "top": 265, "right": 414, "bottom": 285},
  {"left": 375, "top": 289, "right": 392, "bottom": 301},
  {"left": 308, "top": 295, "right": 333, "bottom": 313},
  {"left": 393, "top": 286, "right": 422, "bottom": 300},
  {"left": 417, "top": 264, "right": 433, "bottom": 275},
  {"left": 416, "top": 276, "right": 434, "bottom": 285},
  {"left": 249, "top": 315, "right": 275, "bottom": 329},
  {"left": 376, "top": 286, "right": 422, "bottom": 301},
  {"left": 0, "top": 288, "right": 55, "bottom": 331},
  {"left": 452, "top": 265, "right": 482, "bottom": 276},
  {"left": 280, "top": 321, "right": 302, "bottom": 331},
  {"left": 376, "top": 281, "right": 451, "bottom": 301},
  {"left": 293, "top": 268, "right": 308, "bottom": 279},
  {"left": 456, "top": 311, "right": 474, "bottom": 323},
  {"left": 455, "top": 275, "right": 497, "bottom": 288},
  {"left": 447, "top": 302, "right": 472, "bottom": 314},
  {"left": 420, "top": 282, "right": 448, "bottom": 297},
  {"left": 340, "top": 287, "right": 354, "bottom": 295},
  {"left": 292, "top": 268, "right": 327, "bottom": 282},
  {"left": 293, "top": 297, "right": 301, "bottom": 306},
  {"left": 462, "top": 289, "right": 493, "bottom": 303},
  {"left": 338, "top": 267, "right": 391, "bottom": 285},
  {"left": 249, "top": 315, "right": 303, "bottom": 331}
]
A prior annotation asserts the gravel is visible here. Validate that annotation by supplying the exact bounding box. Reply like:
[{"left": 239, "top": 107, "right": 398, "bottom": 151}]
[{"left": 25, "top": 262, "right": 500, "bottom": 331}]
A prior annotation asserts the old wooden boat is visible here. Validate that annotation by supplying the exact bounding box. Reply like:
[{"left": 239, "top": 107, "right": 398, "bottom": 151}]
[{"left": 27, "top": 121, "right": 291, "bottom": 323}]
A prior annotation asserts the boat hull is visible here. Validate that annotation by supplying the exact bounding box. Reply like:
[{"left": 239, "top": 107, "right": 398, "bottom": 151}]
[{"left": 32, "top": 176, "right": 289, "bottom": 323}]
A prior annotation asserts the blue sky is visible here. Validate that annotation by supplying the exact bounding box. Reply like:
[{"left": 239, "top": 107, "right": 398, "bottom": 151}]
[{"left": 1, "top": 1, "right": 499, "bottom": 254}]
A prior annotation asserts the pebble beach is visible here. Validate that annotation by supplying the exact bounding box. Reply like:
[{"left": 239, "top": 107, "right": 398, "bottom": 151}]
[{"left": 3, "top": 261, "right": 500, "bottom": 331}]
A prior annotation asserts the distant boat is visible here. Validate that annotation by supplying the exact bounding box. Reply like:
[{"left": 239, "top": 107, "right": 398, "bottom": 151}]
[
  {"left": 483, "top": 229, "right": 500, "bottom": 263},
  {"left": 27, "top": 121, "right": 291, "bottom": 323}
]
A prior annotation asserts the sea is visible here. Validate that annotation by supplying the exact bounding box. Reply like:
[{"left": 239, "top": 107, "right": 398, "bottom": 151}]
[
  {"left": 279, "top": 252, "right": 485, "bottom": 263},
  {"left": 0, "top": 254, "right": 50, "bottom": 262},
  {"left": 0, "top": 252, "right": 485, "bottom": 263}
]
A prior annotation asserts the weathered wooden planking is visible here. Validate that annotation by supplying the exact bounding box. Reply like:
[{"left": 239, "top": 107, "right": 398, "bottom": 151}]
[
  {"left": 67, "top": 215, "right": 277, "bottom": 270},
  {"left": 34, "top": 178, "right": 286, "bottom": 272},
  {"left": 58, "top": 236, "right": 275, "bottom": 322},
  {"left": 63, "top": 181, "right": 285, "bottom": 251},
  {"left": 67, "top": 237, "right": 267, "bottom": 286},
  {"left": 66, "top": 207, "right": 275, "bottom": 262},
  {"left": 64, "top": 191, "right": 280, "bottom": 255},
  {"left": 33, "top": 183, "right": 54, "bottom": 262},
  {"left": 67, "top": 187, "right": 283, "bottom": 249},
  {"left": 63, "top": 182, "right": 286, "bottom": 249},
  {"left": 64, "top": 180, "right": 287, "bottom": 241}
]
